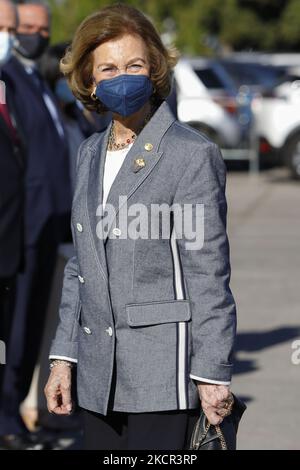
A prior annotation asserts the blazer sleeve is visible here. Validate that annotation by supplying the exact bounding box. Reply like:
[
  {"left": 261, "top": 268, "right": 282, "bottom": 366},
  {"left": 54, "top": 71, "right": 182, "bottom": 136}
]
[
  {"left": 49, "top": 139, "right": 88, "bottom": 362},
  {"left": 49, "top": 252, "right": 80, "bottom": 362},
  {"left": 173, "top": 142, "right": 237, "bottom": 383}
]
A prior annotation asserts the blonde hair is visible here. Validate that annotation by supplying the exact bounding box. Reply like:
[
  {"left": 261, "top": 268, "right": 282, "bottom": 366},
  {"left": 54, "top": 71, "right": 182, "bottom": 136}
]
[{"left": 60, "top": 3, "right": 179, "bottom": 113}]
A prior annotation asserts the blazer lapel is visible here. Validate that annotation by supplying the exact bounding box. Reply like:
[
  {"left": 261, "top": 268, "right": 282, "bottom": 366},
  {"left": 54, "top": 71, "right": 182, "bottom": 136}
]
[
  {"left": 103, "top": 101, "right": 176, "bottom": 241},
  {"left": 86, "top": 122, "right": 112, "bottom": 282},
  {"left": 5, "top": 57, "right": 39, "bottom": 98},
  {"left": 86, "top": 100, "right": 176, "bottom": 281}
]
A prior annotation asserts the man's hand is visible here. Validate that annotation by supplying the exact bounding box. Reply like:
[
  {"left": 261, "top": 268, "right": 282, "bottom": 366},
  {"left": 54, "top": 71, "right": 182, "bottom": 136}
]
[
  {"left": 44, "top": 363, "right": 73, "bottom": 415},
  {"left": 197, "top": 382, "right": 231, "bottom": 425}
]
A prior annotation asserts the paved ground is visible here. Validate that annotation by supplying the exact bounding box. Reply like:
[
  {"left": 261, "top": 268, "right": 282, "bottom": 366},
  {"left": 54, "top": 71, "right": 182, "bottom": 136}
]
[
  {"left": 52, "top": 165, "right": 298, "bottom": 451},
  {"left": 3, "top": 166, "right": 297, "bottom": 451},
  {"left": 226, "top": 167, "right": 300, "bottom": 450}
]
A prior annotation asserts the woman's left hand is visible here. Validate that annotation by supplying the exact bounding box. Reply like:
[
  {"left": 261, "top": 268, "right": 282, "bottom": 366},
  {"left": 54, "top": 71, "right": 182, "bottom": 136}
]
[{"left": 197, "top": 382, "right": 232, "bottom": 425}]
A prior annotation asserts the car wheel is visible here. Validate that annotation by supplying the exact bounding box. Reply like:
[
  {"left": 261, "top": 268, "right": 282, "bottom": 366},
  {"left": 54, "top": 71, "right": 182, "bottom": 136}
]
[{"left": 285, "top": 135, "right": 300, "bottom": 180}]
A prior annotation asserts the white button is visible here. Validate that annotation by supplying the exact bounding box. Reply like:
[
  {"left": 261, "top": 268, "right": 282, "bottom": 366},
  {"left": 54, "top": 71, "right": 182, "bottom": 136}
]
[
  {"left": 144, "top": 143, "right": 153, "bottom": 152},
  {"left": 112, "top": 228, "right": 122, "bottom": 237},
  {"left": 105, "top": 327, "right": 113, "bottom": 337},
  {"left": 76, "top": 223, "right": 83, "bottom": 233},
  {"left": 84, "top": 327, "right": 92, "bottom": 335},
  {"left": 78, "top": 275, "right": 85, "bottom": 284}
]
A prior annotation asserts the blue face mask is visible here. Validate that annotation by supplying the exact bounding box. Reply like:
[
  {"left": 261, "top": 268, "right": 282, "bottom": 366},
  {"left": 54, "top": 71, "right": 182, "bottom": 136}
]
[
  {"left": 55, "top": 78, "right": 76, "bottom": 105},
  {"left": 95, "top": 74, "right": 153, "bottom": 117}
]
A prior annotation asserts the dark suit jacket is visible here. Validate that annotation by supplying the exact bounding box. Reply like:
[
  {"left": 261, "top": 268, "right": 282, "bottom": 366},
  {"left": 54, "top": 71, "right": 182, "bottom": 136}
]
[
  {"left": 3, "top": 57, "right": 71, "bottom": 247},
  {"left": 0, "top": 71, "right": 25, "bottom": 278}
]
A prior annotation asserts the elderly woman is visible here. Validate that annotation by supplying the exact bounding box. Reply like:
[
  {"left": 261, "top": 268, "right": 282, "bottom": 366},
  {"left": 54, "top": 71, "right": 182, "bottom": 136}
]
[{"left": 45, "top": 4, "right": 237, "bottom": 450}]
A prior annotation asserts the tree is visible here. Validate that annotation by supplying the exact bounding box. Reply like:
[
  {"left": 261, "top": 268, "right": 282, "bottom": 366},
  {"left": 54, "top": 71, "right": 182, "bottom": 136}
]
[{"left": 46, "top": 0, "right": 300, "bottom": 54}]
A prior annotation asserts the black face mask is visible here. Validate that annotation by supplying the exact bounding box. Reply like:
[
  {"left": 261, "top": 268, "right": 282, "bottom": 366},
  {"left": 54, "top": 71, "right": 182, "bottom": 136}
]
[{"left": 16, "top": 33, "right": 49, "bottom": 60}]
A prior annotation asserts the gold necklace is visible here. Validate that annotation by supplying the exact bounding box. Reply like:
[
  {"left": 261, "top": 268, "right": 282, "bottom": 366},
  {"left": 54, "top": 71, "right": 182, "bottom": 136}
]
[{"left": 108, "top": 106, "right": 154, "bottom": 151}]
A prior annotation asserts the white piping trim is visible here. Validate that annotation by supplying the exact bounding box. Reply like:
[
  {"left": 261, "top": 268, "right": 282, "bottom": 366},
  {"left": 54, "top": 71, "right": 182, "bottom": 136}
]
[
  {"left": 171, "top": 227, "right": 187, "bottom": 410},
  {"left": 49, "top": 355, "right": 78, "bottom": 364},
  {"left": 190, "top": 374, "right": 231, "bottom": 386}
]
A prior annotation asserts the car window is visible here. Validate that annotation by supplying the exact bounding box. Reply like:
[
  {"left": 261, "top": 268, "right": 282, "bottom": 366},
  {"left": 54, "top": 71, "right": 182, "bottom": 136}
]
[
  {"left": 194, "top": 68, "right": 225, "bottom": 89},
  {"left": 220, "top": 62, "right": 286, "bottom": 88}
]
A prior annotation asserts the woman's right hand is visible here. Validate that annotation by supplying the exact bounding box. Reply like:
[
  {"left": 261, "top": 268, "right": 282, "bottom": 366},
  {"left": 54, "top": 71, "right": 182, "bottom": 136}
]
[{"left": 44, "top": 362, "right": 73, "bottom": 415}]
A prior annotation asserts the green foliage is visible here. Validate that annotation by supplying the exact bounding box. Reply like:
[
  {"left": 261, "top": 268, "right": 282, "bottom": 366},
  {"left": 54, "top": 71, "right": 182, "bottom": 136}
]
[
  {"left": 280, "top": 0, "right": 300, "bottom": 48},
  {"left": 47, "top": 0, "right": 300, "bottom": 53}
]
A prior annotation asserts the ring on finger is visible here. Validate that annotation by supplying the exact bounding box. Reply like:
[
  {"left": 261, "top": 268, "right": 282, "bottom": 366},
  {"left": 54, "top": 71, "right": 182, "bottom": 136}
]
[{"left": 218, "top": 407, "right": 232, "bottom": 417}]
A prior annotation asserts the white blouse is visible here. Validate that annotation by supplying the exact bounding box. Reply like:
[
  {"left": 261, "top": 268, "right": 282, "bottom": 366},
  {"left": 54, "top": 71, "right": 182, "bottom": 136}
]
[{"left": 102, "top": 143, "right": 134, "bottom": 208}]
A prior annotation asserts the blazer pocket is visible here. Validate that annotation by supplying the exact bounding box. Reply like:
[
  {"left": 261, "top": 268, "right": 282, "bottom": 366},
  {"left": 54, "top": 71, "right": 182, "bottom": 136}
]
[
  {"left": 126, "top": 299, "right": 191, "bottom": 327},
  {"left": 122, "top": 300, "right": 192, "bottom": 390}
]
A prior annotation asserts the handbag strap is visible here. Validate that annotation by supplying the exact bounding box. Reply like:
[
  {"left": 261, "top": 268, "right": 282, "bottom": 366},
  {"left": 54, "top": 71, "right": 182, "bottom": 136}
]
[{"left": 215, "top": 425, "right": 228, "bottom": 450}]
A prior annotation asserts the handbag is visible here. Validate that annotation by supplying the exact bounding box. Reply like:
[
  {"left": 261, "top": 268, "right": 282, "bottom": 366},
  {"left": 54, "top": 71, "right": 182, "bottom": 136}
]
[{"left": 189, "top": 394, "right": 246, "bottom": 450}]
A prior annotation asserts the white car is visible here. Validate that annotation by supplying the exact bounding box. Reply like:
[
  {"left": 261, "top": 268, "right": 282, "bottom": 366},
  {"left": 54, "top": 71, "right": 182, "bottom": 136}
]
[
  {"left": 252, "top": 78, "right": 300, "bottom": 178},
  {"left": 173, "top": 59, "right": 242, "bottom": 148}
]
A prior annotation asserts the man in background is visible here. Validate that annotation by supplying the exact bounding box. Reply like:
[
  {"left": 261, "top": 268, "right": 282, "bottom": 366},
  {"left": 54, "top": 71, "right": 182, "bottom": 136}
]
[
  {"left": 0, "top": 0, "right": 71, "bottom": 449},
  {"left": 0, "top": 0, "right": 24, "bottom": 402}
]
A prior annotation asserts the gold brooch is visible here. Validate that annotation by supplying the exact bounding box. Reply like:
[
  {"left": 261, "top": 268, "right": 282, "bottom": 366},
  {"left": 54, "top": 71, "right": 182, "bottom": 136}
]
[{"left": 133, "top": 158, "right": 146, "bottom": 173}]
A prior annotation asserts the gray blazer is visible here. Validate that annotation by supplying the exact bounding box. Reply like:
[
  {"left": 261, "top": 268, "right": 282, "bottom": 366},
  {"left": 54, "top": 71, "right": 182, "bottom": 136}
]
[{"left": 50, "top": 100, "right": 237, "bottom": 415}]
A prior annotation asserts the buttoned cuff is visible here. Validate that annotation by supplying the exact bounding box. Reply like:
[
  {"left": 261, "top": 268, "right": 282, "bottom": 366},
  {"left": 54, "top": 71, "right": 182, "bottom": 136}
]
[
  {"left": 190, "top": 360, "right": 233, "bottom": 383},
  {"left": 49, "top": 340, "right": 78, "bottom": 362}
]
